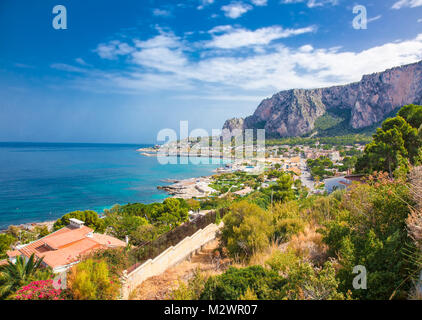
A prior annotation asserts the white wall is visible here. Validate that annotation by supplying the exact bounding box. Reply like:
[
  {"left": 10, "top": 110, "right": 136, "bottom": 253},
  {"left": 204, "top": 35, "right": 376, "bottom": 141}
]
[{"left": 120, "top": 223, "right": 221, "bottom": 299}]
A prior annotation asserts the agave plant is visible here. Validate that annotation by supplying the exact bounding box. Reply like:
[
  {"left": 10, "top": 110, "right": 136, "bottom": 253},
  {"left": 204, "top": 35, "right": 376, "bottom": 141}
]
[{"left": 0, "top": 253, "right": 48, "bottom": 299}]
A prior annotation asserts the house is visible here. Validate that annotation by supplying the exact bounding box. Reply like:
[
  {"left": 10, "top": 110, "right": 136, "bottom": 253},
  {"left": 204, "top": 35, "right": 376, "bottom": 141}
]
[
  {"left": 5, "top": 218, "right": 126, "bottom": 273},
  {"left": 329, "top": 151, "right": 341, "bottom": 162},
  {"left": 324, "top": 176, "right": 352, "bottom": 193}
]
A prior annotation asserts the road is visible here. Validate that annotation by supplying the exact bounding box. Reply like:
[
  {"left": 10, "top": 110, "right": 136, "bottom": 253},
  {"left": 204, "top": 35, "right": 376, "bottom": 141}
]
[{"left": 299, "top": 158, "right": 315, "bottom": 191}]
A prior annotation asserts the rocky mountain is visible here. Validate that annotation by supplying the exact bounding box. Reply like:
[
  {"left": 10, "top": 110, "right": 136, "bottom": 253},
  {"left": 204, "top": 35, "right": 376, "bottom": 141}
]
[{"left": 223, "top": 60, "right": 422, "bottom": 137}]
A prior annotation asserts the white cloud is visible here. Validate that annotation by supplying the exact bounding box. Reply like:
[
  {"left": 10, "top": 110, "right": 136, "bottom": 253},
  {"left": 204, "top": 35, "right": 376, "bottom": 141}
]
[
  {"left": 75, "top": 58, "right": 88, "bottom": 66},
  {"left": 221, "top": 2, "right": 253, "bottom": 18},
  {"left": 251, "top": 0, "right": 268, "bottom": 6},
  {"left": 367, "top": 15, "right": 382, "bottom": 23},
  {"left": 50, "top": 63, "right": 86, "bottom": 73},
  {"left": 197, "top": 0, "right": 214, "bottom": 10},
  {"left": 282, "top": 0, "right": 338, "bottom": 8},
  {"left": 131, "top": 32, "right": 187, "bottom": 72},
  {"left": 102, "top": 34, "right": 422, "bottom": 92},
  {"left": 299, "top": 44, "right": 314, "bottom": 52},
  {"left": 206, "top": 25, "right": 316, "bottom": 49},
  {"left": 208, "top": 25, "right": 235, "bottom": 34},
  {"left": 152, "top": 8, "right": 171, "bottom": 16},
  {"left": 392, "top": 0, "right": 422, "bottom": 9},
  {"left": 95, "top": 40, "right": 134, "bottom": 59},
  {"left": 86, "top": 29, "right": 422, "bottom": 99},
  {"left": 418, "top": 18, "right": 422, "bottom": 22}
]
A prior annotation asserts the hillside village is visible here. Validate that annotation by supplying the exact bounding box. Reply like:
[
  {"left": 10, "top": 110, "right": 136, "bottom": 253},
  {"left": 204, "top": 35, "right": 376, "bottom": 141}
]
[{"left": 147, "top": 139, "right": 365, "bottom": 199}]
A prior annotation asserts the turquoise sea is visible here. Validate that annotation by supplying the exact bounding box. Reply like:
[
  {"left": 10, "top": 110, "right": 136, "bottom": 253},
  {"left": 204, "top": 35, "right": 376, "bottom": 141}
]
[{"left": 0, "top": 142, "right": 226, "bottom": 229}]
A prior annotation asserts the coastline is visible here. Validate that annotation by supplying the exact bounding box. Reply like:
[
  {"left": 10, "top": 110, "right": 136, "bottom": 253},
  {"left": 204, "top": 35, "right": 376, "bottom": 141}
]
[
  {"left": 0, "top": 149, "right": 229, "bottom": 232},
  {"left": 0, "top": 219, "right": 56, "bottom": 233}
]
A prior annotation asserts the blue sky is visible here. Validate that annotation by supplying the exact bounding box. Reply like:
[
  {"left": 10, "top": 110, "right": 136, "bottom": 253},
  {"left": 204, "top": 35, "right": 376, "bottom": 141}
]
[{"left": 0, "top": 0, "right": 422, "bottom": 143}]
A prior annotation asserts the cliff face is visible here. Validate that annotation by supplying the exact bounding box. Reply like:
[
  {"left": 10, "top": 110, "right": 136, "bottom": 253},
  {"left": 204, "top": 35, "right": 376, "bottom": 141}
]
[{"left": 223, "top": 60, "right": 422, "bottom": 137}]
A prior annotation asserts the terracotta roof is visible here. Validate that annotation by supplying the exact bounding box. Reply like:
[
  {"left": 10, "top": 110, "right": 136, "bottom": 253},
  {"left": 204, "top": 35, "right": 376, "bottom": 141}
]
[
  {"left": 12, "top": 225, "right": 125, "bottom": 269},
  {"left": 6, "top": 250, "right": 20, "bottom": 258},
  {"left": 92, "top": 233, "right": 126, "bottom": 247},
  {"left": 41, "top": 238, "right": 102, "bottom": 268},
  {"left": 42, "top": 226, "right": 93, "bottom": 249}
]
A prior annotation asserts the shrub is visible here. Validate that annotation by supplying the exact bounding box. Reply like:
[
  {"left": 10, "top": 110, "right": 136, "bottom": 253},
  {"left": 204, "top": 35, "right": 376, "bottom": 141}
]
[
  {"left": 266, "top": 249, "right": 300, "bottom": 274},
  {"left": 13, "top": 279, "right": 64, "bottom": 300},
  {"left": 168, "top": 269, "right": 207, "bottom": 300},
  {"left": 239, "top": 287, "right": 258, "bottom": 300},
  {"left": 283, "top": 261, "right": 346, "bottom": 300},
  {"left": 321, "top": 177, "right": 416, "bottom": 299},
  {"left": 200, "top": 266, "right": 286, "bottom": 300},
  {"left": 67, "top": 259, "right": 120, "bottom": 300},
  {"left": 220, "top": 201, "right": 273, "bottom": 259},
  {"left": 272, "top": 201, "right": 300, "bottom": 221},
  {"left": 273, "top": 218, "right": 305, "bottom": 242}
]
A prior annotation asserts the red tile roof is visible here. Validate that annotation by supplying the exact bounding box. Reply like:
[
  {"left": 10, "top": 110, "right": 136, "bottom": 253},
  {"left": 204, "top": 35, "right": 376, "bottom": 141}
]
[
  {"left": 6, "top": 250, "right": 20, "bottom": 258},
  {"left": 8, "top": 225, "right": 126, "bottom": 270}
]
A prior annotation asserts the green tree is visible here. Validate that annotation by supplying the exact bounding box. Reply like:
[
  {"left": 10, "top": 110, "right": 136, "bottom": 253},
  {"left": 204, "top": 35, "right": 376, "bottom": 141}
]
[
  {"left": 157, "top": 198, "right": 189, "bottom": 228},
  {"left": 0, "top": 234, "right": 15, "bottom": 259},
  {"left": 269, "top": 172, "right": 295, "bottom": 203},
  {"left": 106, "top": 213, "right": 148, "bottom": 240},
  {"left": 53, "top": 210, "right": 105, "bottom": 233},
  {"left": 356, "top": 106, "right": 422, "bottom": 175},
  {"left": 397, "top": 104, "right": 422, "bottom": 129},
  {"left": 186, "top": 198, "right": 200, "bottom": 212}
]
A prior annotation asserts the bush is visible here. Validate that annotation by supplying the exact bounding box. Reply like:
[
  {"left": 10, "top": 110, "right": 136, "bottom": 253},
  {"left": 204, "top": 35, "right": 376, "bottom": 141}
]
[
  {"left": 200, "top": 266, "right": 286, "bottom": 300},
  {"left": 282, "top": 261, "right": 346, "bottom": 300},
  {"left": 220, "top": 201, "right": 273, "bottom": 258},
  {"left": 320, "top": 177, "right": 416, "bottom": 299},
  {"left": 266, "top": 249, "right": 300, "bottom": 274},
  {"left": 67, "top": 259, "right": 120, "bottom": 300},
  {"left": 273, "top": 218, "right": 305, "bottom": 242},
  {"left": 13, "top": 279, "right": 64, "bottom": 300},
  {"left": 168, "top": 269, "right": 206, "bottom": 300}
]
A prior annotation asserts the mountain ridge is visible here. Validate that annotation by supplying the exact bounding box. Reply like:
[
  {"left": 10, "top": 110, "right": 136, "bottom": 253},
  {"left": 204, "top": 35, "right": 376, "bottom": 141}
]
[{"left": 223, "top": 60, "right": 422, "bottom": 137}]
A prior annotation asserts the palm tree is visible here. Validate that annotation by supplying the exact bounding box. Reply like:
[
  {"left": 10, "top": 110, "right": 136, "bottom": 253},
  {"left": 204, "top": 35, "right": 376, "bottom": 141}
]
[{"left": 0, "top": 253, "right": 46, "bottom": 299}]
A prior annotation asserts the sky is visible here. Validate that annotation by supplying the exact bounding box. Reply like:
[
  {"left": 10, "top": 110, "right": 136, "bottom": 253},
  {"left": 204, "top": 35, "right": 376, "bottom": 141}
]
[{"left": 0, "top": 0, "right": 422, "bottom": 144}]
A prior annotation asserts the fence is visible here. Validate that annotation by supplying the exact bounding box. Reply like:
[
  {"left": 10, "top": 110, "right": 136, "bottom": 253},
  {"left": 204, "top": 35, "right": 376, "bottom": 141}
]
[
  {"left": 119, "top": 208, "right": 228, "bottom": 299},
  {"left": 125, "top": 208, "right": 228, "bottom": 273}
]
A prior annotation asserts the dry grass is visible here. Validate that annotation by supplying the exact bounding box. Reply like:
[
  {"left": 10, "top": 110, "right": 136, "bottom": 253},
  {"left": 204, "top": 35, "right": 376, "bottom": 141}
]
[
  {"left": 233, "top": 225, "right": 328, "bottom": 269},
  {"left": 286, "top": 225, "right": 328, "bottom": 266},
  {"left": 407, "top": 167, "right": 422, "bottom": 249},
  {"left": 241, "top": 240, "right": 283, "bottom": 268}
]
